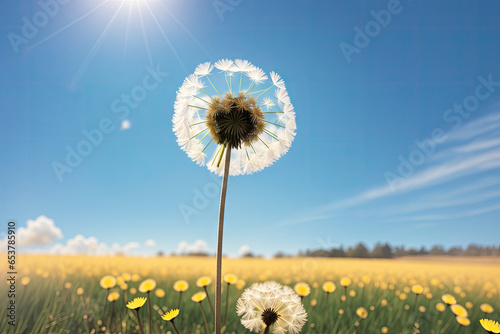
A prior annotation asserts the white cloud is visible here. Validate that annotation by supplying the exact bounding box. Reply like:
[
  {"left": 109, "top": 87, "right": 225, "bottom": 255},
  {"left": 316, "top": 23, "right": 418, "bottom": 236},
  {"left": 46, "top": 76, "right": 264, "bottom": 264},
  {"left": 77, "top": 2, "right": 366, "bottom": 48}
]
[
  {"left": 145, "top": 239, "right": 156, "bottom": 247},
  {"left": 50, "top": 235, "right": 141, "bottom": 255},
  {"left": 11, "top": 216, "right": 63, "bottom": 247},
  {"left": 177, "top": 240, "right": 209, "bottom": 254},
  {"left": 238, "top": 245, "right": 251, "bottom": 256}
]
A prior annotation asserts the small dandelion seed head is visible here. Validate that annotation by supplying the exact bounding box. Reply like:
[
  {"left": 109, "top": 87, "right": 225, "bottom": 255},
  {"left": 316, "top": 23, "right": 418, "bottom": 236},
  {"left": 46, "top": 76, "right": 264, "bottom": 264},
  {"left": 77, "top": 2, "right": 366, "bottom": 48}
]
[{"left": 236, "top": 281, "right": 307, "bottom": 334}]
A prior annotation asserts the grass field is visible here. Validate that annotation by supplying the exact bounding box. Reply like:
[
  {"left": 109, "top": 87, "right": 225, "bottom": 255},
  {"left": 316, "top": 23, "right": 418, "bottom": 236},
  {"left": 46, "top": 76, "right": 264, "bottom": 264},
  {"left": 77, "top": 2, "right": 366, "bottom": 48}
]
[{"left": 1, "top": 255, "right": 499, "bottom": 334}]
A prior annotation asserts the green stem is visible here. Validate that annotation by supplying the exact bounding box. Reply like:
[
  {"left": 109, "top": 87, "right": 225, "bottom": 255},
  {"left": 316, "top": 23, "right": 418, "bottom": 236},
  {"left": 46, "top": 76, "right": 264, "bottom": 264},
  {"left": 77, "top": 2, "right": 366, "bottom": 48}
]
[
  {"left": 223, "top": 283, "right": 230, "bottom": 327},
  {"left": 147, "top": 291, "right": 152, "bottom": 334},
  {"left": 203, "top": 286, "right": 215, "bottom": 321},
  {"left": 200, "top": 302, "right": 210, "bottom": 334},
  {"left": 177, "top": 291, "right": 183, "bottom": 309},
  {"left": 215, "top": 145, "right": 232, "bottom": 334},
  {"left": 136, "top": 309, "right": 145, "bottom": 334},
  {"left": 171, "top": 319, "right": 181, "bottom": 334}
]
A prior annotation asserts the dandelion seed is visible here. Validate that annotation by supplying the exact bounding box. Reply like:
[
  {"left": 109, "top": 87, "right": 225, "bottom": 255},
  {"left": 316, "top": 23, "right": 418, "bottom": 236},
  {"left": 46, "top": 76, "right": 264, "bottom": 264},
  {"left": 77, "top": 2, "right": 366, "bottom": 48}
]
[{"left": 236, "top": 281, "right": 307, "bottom": 334}]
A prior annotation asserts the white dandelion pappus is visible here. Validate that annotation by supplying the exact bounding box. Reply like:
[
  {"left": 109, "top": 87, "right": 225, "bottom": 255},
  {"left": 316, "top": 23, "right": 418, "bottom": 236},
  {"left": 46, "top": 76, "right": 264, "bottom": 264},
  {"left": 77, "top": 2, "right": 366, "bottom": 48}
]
[
  {"left": 172, "top": 59, "right": 296, "bottom": 176},
  {"left": 236, "top": 281, "right": 308, "bottom": 334},
  {"left": 215, "top": 59, "right": 235, "bottom": 72},
  {"left": 194, "top": 62, "right": 214, "bottom": 76}
]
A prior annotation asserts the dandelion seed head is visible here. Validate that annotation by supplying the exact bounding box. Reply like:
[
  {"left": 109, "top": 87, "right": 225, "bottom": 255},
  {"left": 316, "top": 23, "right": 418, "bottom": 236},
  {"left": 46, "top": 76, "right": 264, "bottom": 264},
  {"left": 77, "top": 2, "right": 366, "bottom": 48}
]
[
  {"left": 236, "top": 281, "right": 307, "bottom": 334},
  {"left": 173, "top": 59, "right": 295, "bottom": 176}
]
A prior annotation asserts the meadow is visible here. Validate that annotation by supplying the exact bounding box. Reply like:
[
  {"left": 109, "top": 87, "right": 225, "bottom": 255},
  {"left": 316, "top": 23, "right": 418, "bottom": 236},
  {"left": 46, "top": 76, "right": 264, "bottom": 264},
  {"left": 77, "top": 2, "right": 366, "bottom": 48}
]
[{"left": 1, "top": 255, "right": 499, "bottom": 334}]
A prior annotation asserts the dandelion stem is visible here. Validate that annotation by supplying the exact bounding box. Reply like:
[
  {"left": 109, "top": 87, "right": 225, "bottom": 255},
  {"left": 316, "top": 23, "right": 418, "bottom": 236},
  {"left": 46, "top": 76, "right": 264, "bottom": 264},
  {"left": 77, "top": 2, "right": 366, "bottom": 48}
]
[
  {"left": 223, "top": 283, "right": 230, "bottom": 327},
  {"left": 101, "top": 289, "right": 109, "bottom": 320},
  {"left": 147, "top": 291, "right": 152, "bottom": 334},
  {"left": 200, "top": 302, "right": 210, "bottom": 334},
  {"left": 136, "top": 309, "right": 145, "bottom": 334},
  {"left": 170, "top": 319, "right": 181, "bottom": 334},
  {"left": 203, "top": 286, "right": 215, "bottom": 321},
  {"left": 177, "top": 291, "right": 183, "bottom": 309},
  {"left": 263, "top": 326, "right": 270, "bottom": 334},
  {"left": 215, "top": 144, "right": 232, "bottom": 334}
]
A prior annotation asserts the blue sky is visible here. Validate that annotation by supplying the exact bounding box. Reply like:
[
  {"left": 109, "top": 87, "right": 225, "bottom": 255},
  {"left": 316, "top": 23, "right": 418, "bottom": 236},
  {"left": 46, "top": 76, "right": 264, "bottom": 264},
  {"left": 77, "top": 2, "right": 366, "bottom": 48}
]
[{"left": 1, "top": 0, "right": 500, "bottom": 257}]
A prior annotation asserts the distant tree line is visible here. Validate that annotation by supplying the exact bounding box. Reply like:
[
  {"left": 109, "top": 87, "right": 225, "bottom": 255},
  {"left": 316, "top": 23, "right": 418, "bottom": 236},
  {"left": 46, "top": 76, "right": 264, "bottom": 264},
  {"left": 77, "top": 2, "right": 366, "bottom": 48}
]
[{"left": 274, "top": 243, "right": 500, "bottom": 259}]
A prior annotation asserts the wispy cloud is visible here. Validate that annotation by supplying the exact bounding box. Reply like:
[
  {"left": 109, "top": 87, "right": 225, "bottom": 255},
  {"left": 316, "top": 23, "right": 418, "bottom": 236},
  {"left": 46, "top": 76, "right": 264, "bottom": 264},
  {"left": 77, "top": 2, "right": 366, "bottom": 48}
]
[{"left": 280, "top": 111, "right": 500, "bottom": 227}]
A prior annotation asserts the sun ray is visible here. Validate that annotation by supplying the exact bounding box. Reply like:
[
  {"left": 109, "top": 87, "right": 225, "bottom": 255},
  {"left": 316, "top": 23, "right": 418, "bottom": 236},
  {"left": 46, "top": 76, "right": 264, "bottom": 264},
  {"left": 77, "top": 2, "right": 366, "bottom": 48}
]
[
  {"left": 158, "top": 1, "right": 212, "bottom": 59},
  {"left": 27, "top": 0, "right": 111, "bottom": 51},
  {"left": 143, "top": 2, "right": 186, "bottom": 73},
  {"left": 137, "top": 4, "right": 154, "bottom": 68},
  {"left": 70, "top": 2, "right": 125, "bottom": 89},
  {"left": 123, "top": 2, "right": 134, "bottom": 57}
]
